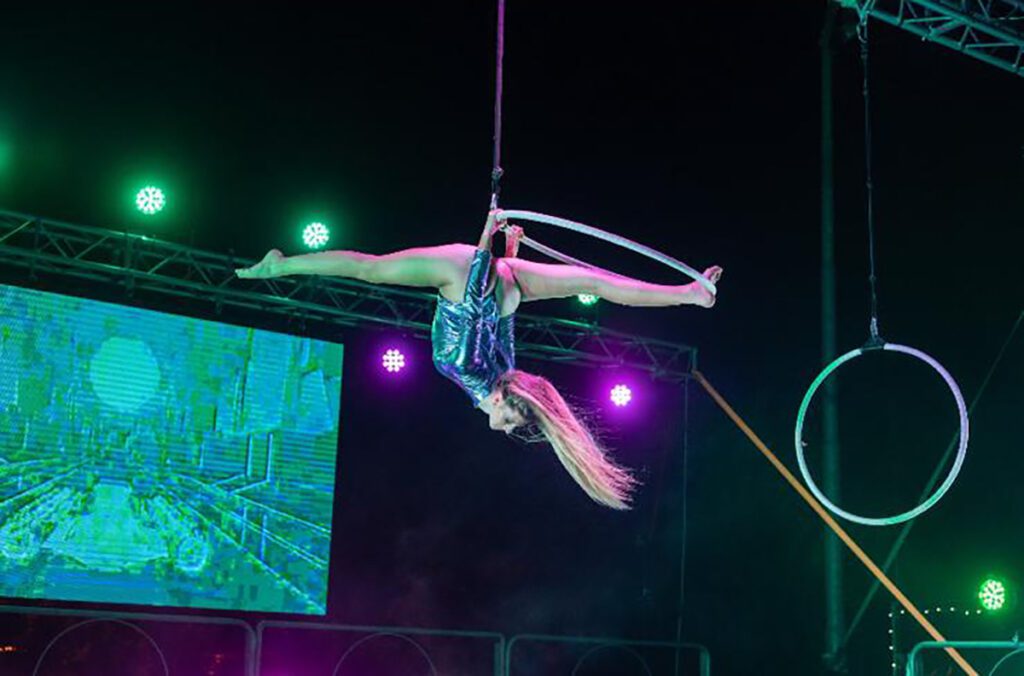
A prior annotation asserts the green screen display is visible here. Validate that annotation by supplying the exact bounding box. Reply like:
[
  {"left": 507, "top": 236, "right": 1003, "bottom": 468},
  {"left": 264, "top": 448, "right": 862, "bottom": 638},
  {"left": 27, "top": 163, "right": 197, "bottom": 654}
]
[{"left": 0, "top": 284, "right": 342, "bottom": 614}]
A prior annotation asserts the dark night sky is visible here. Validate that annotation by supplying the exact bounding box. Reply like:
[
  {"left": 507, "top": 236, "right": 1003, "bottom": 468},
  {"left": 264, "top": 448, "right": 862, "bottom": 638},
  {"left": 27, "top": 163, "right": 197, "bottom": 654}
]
[{"left": 1, "top": 4, "right": 1022, "bottom": 675}]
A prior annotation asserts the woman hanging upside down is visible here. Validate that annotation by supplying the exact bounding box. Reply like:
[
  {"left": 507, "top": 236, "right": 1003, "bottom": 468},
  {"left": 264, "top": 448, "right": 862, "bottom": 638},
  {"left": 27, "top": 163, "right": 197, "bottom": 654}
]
[{"left": 236, "top": 210, "right": 722, "bottom": 509}]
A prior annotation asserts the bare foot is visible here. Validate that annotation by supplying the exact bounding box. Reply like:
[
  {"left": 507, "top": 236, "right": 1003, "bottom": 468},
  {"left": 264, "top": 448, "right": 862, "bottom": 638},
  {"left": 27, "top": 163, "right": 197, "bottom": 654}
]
[
  {"left": 692, "top": 265, "right": 723, "bottom": 308},
  {"left": 235, "top": 249, "right": 285, "bottom": 279}
]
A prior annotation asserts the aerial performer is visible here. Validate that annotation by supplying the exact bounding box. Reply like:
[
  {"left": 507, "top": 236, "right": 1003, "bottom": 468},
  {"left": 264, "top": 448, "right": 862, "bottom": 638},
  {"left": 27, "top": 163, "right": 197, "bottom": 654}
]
[{"left": 236, "top": 210, "right": 722, "bottom": 509}]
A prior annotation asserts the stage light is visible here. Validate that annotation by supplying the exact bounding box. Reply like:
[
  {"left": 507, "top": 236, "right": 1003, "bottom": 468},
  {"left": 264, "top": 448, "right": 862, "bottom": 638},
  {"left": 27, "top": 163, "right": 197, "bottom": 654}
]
[
  {"left": 382, "top": 348, "right": 406, "bottom": 373},
  {"left": 577, "top": 294, "right": 599, "bottom": 306},
  {"left": 302, "top": 222, "right": 330, "bottom": 250},
  {"left": 135, "top": 186, "right": 165, "bottom": 215},
  {"left": 979, "top": 578, "right": 1006, "bottom": 611},
  {"left": 610, "top": 384, "right": 632, "bottom": 407}
]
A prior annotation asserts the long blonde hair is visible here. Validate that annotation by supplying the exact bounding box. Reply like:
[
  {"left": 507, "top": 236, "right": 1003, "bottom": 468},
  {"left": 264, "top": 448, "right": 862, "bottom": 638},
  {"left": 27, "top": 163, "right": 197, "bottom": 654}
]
[{"left": 496, "top": 369, "right": 638, "bottom": 510}]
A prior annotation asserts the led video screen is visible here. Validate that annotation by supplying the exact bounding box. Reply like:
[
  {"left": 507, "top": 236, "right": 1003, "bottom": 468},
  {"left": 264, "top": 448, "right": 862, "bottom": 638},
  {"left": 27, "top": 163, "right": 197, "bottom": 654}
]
[{"left": 0, "top": 284, "right": 342, "bottom": 614}]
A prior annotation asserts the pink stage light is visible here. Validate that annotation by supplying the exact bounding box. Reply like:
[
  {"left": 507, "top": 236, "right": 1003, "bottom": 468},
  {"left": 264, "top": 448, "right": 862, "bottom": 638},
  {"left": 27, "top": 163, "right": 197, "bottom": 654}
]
[
  {"left": 381, "top": 348, "right": 406, "bottom": 373},
  {"left": 610, "top": 384, "right": 633, "bottom": 407}
]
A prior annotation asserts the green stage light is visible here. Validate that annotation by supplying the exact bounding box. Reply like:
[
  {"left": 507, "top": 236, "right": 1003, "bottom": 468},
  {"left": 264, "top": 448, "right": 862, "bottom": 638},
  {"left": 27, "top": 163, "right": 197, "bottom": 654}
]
[
  {"left": 979, "top": 578, "right": 1006, "bottom": 611},
  {"left": 577, "top": 294, "right": 599, "bottom": 306},
  {"left": 302, "top": 222, "right": 330, "bottom": 250},
  {"left": 135, "top": 186, "right": 165, "bottom": 215}
]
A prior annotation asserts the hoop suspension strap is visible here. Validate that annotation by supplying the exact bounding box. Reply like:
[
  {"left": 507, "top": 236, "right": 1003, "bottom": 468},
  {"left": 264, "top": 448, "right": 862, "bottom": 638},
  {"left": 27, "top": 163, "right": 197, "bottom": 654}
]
[{"left": 490, "top": 0, "right": 507, "bottom": 210}]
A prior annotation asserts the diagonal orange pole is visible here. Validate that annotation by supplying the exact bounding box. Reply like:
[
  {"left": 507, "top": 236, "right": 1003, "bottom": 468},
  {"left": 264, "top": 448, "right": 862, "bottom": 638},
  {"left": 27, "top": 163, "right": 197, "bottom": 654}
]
[{"left": 693, "top": 370, "right": 977, "bottom": 676}]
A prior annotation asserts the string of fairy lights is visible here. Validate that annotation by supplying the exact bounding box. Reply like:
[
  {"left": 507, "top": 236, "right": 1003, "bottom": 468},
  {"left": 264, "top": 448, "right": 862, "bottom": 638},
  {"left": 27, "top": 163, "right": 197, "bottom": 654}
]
[{"left": 886, "top": 577, "right": 1013, "bottom": 673}]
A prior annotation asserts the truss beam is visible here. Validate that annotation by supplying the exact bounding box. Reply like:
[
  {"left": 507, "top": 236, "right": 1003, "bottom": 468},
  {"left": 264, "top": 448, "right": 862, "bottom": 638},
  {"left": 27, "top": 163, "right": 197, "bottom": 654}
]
[{"left": 851, "top": 0, "right": 1024, "bottom": 77}]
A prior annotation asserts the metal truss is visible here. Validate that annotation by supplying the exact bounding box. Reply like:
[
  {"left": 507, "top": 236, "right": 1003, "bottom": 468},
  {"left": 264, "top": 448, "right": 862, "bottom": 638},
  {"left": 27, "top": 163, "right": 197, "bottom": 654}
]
[
  {"left": 848, "top": 0, "right": 1024, "bottom": 77},
  {"left": 0, "top": 210, "right": 696, "bottom": 383}
]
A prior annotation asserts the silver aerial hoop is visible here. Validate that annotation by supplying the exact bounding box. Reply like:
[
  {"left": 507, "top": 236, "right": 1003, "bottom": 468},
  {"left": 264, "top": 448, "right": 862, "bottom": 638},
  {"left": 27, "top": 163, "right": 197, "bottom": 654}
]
[
  {"left": 794, "top": 342, "right": 969, "bottom": 526},
  {"left": 795, "top": 12, "right": 969, "bottom": 527},
  {"left": 499, "top": 210, "right": 717, "bottom": 295}
]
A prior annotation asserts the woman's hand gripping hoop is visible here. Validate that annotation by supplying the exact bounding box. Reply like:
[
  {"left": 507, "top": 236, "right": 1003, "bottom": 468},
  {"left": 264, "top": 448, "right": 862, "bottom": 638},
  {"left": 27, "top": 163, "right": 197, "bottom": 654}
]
[{"left": 794, "top": 342, "right": 970, "bottom": 527}]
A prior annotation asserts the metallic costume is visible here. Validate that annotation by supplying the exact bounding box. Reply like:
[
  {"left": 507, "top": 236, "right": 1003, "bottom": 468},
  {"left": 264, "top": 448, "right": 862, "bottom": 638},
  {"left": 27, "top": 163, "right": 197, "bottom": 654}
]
[{"left": 431, "top": 249, "right": 515, "bottom": 406}]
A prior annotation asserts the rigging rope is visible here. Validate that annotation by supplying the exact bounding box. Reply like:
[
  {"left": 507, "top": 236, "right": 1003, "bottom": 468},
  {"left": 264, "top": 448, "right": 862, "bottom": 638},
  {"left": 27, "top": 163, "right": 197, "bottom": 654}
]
[
  {"left": 490, "top": 0, "right": 507, "bottom": 209},
  {"left": 858, "top": 7, "right": 882, "bottom": 345}
]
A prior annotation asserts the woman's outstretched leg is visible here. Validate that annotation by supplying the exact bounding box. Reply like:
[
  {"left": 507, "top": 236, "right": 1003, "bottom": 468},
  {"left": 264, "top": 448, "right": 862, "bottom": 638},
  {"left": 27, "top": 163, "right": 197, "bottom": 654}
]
[
  {"left": 503, "top": 257, "right": 722, "bottom": 308},
  {"left": 235, "top": 243, "right": 474, "bottom": 294}
]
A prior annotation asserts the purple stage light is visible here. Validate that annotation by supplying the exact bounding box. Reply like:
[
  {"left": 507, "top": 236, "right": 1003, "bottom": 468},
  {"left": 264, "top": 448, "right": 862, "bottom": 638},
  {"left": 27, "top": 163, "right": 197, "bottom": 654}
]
[
  {"left": 381, "top": 348, "right": 406, "bottom": 373},
  {"left": 610, "top": 384, "right": 633, "bottom": 407}
]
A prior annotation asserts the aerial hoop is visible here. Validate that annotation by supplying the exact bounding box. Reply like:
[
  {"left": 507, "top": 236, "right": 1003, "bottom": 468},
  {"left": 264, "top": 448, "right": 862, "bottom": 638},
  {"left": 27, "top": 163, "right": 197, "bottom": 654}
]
[
  {"left": 793, "top": 11, "right": 970, "bottom": 528},
  {"left": 499, "top": 209, "right": 717, "bottom": 295},
  {"left": 794, "top": 342, "right": 969, "bottom": 526}
]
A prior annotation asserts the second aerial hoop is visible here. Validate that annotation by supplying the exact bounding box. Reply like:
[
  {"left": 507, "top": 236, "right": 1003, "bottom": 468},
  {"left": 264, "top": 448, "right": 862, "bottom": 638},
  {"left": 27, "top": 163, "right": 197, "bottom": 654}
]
[{"left": 794, "top": 342, "right": 969, "bottom": 527}]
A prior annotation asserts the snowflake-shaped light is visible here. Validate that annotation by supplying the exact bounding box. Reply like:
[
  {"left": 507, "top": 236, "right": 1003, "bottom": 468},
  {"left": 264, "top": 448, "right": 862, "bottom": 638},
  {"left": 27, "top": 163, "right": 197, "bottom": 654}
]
[
  {"left": 610, "top": 384, "right": 633, "bottom": 407},
  {"left": 979, "top": 579, "right": 1006, "bottom": 611},
  {"left": 135, "top": 186, "right": 165, "bottom": 215},
  {"left": 382, "top": 348, "right": 406, "bottom": 373},
  {"left": 303, "top": 222, "right": 330, "bottom": 249}
]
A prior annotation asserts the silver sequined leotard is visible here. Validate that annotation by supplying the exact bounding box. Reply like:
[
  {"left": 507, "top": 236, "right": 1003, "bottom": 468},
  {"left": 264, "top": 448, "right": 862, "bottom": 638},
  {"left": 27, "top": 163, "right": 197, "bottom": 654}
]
[{"left": 431, "top": 249, "right": 515, "bottom": 406}]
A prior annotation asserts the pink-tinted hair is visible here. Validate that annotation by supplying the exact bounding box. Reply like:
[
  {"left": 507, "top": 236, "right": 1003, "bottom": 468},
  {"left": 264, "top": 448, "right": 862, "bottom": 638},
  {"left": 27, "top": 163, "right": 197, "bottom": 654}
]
[{"left": 496, "top": 369, "right": 638, "bottom": 510}]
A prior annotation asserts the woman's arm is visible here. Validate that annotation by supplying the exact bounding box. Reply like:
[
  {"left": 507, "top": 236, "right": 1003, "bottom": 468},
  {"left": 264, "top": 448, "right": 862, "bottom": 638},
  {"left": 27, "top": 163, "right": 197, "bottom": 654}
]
[{"left": 477, "top": 210, "right": 504, "bottom": 252}]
